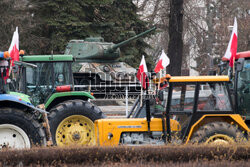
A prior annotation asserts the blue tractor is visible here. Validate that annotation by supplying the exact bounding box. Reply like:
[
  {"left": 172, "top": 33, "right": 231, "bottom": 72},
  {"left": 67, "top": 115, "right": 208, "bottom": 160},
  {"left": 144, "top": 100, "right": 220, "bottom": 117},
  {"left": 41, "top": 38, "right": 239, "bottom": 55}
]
[{"left": 0, "top": 51, "right": 47, "bottom": 149}]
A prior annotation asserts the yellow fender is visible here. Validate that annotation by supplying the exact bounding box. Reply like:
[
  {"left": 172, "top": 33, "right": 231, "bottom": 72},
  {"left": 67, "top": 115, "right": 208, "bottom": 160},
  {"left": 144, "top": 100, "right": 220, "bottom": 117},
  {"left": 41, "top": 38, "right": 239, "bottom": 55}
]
[{"left": 185, "top": 114, "right": 249, "bottom": 143}]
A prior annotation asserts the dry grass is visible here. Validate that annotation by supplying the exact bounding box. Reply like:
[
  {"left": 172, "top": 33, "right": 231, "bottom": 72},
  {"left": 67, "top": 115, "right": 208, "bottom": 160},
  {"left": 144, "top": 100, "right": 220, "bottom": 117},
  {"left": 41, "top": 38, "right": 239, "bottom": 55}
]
[{"left": 0, "top": 144, "right": 250, "bottom": 166}]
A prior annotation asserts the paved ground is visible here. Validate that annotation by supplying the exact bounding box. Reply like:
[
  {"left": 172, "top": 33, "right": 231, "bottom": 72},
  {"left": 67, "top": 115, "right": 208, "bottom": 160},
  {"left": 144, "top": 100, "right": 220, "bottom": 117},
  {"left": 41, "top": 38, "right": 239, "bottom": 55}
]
[
  {"left": 99, "top": 105, "right": 132, "bottom": 118},
  {"left": 91, "top": 99, "right": 134, "bottom": 118}
]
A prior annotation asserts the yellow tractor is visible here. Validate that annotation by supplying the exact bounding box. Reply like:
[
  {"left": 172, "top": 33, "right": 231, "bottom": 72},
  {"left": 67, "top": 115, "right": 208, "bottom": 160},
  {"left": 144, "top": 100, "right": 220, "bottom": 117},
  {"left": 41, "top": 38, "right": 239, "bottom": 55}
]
[{"left": 94, "top": 75, "right": 249, "bottom": 146}]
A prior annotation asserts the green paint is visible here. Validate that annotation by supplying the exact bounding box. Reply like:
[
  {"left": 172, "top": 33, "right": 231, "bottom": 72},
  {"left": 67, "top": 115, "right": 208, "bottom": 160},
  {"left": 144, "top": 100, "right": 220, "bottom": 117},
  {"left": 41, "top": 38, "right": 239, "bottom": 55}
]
[
  {"left": 44, "top": 91, "right": 94, "bottom": 109},
  {"left": 9, "top": 91, "right": 31, "bottom": 103},
  {"left": 65, "top": 27, "right": 155, "bottom": 63},
  {"left": 21, "top": 55, "right": 73, "bottom": 62}
]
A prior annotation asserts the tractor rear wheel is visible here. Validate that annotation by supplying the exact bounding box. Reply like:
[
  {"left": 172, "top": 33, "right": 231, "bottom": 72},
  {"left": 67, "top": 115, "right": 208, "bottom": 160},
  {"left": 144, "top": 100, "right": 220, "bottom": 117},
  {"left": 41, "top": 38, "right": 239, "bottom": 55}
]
[
  {"left": 48, "top": 100, "right": 105, "bottom": 146},
  {"left": 0, "top": 108, "right": 46, "bottom": 149},
  {"left": 191, "top": 121, "right": 246, "bottom": 145}
]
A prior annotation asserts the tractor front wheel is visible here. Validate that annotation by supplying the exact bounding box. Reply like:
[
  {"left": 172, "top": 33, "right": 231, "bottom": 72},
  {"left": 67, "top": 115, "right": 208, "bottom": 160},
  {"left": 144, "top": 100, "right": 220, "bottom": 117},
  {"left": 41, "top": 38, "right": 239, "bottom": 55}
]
[
  {"left": 0, "top": 108, "right": 46, "bottom": 149},
  {"left": 191, "top": 121, "right": 247, "bottom": 145},
  {"left": 48, "top": 100, "right": 105, "bottom": 146}
]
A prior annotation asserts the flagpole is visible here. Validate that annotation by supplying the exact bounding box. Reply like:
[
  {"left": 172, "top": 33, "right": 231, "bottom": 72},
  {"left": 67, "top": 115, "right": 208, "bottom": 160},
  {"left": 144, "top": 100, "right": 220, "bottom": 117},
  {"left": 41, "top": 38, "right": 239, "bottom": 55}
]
[
  {"left": 140, "top": 72, "right": 143, "bottom": 107},
  {"left": 154, "top": 74, "right": 157, "bottom": 95},
  {"left": 233, "top": 56, "right": 235, "bottom": 76},
  {"left": 158, "top": 70, "right": 161, "bottom": 91}
]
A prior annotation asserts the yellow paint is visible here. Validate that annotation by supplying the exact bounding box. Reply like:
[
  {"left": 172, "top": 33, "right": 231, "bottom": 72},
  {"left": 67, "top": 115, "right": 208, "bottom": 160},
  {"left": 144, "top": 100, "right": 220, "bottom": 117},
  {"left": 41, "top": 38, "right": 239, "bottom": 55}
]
[
  {"left": 185, "top": 114, "right": 250, "bottom": 143},
  {"left": 153, "top": 75, "right": 229, "bottom": 84},
  {"left": 169, "top": 76, "right": 229, "bottom": 82},
  {"left": 205, "top": 134, "right": 234, "bottom": 145},
  {"left": 95, "top": 118, "right": 180, "bottom": 146}
]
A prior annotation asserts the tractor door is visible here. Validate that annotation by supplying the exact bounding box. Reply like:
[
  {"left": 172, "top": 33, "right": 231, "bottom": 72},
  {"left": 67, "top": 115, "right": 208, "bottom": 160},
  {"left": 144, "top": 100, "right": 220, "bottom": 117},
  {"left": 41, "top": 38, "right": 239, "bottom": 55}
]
[
  {"left": 25, "top": 63, "right": 53, "bottom": 105},
  {"left": 237, "top": 59, "right": 250, "bottom": 121}
]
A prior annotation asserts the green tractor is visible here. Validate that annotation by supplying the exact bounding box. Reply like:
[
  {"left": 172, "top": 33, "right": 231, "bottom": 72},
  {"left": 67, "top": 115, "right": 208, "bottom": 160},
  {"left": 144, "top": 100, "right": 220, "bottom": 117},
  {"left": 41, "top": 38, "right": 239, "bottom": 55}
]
[
  {"left": 10, "top": 27, "right": 156, "bottom": 146},
  {"left": 14, "top": 54, "right": 105, "bottom": 147},
  {"left": 0, "top": 51, "right": 47, "bottom": 149},
  {"left": 219, "top": 51, "right": 250, "bottom": 127}
]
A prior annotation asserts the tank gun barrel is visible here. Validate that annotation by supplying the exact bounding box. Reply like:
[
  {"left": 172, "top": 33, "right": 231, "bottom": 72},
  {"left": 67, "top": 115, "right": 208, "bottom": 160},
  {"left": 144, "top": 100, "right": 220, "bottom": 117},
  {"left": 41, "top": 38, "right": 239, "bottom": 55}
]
[{"left": 108, "top": 27, "right": 156, "bottom": 53}]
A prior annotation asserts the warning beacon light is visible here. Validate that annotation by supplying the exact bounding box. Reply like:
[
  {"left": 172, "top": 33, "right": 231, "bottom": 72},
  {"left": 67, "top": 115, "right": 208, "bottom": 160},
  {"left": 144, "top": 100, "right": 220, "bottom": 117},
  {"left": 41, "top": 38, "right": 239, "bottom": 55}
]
[{"left": 0, "top": 51, "right": 10, "bottom": 60}]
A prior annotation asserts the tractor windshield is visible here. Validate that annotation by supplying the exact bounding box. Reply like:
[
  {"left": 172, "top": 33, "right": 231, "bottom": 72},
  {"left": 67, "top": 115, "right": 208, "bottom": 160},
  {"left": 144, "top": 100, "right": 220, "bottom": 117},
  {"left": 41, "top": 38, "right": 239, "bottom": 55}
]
[
  {"left": 237, "top": 59, "right": 250, "bottom": 117},
  {"left": 197, "top": 83, "right": 232, "bottom": 111},
  {"left": 169, "top": 83, "right": 232, "bottom": 112},
  {"left": 218, "top": 58, "right": 250, "bottom": 119},
  {"left": 0, "top": 66, "right": 7, "bottom": 93},
  {"left": 238, "top": 59, "right": 250, "bottom": 89},
  {"left": 25, "top": 62, "right": 72, "bottom": 105}
]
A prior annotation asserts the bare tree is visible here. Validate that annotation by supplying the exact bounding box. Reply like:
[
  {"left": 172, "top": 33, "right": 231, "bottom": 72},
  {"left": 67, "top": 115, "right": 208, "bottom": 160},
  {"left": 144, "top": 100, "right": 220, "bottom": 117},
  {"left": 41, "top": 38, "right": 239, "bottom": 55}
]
[
  {"left": 167, "top": 0, "right": 184, "bottom": 76},
  {"left": 134, "top": 0, "right": 249, "bottom": 75},
  {"left": 183, "top": 0, "right": 250, "bottom": 75}
]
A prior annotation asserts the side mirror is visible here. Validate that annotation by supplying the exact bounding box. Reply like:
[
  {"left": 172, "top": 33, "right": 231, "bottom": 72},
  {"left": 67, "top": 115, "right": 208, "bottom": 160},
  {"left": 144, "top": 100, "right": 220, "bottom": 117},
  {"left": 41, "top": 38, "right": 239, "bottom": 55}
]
[{"left": 236, "top": 58, "right": 244, "bottom": 72}]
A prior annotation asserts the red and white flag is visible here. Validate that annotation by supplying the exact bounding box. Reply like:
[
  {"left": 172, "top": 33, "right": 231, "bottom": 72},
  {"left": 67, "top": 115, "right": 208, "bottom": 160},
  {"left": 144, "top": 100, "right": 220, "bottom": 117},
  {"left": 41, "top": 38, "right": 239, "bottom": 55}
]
[
  {"left": 8, "top": 27, "right": 19, "bottom": 66},
  {"left": 223, "top": 18, "right": 237, "bottom": 68},
  {"left": 154, "top": 50, "right": 170, "bottom": 73},
  {"left": 136, "top": 56, "right": 148, "bottom": 89}
]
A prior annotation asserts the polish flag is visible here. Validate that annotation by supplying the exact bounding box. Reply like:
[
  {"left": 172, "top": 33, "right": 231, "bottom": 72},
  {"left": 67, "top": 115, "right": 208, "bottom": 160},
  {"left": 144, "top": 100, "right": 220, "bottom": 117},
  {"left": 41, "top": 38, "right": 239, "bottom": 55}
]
[
  {"left": 8, "top": 27, "right": 19, "bottom": 66},
  {"left": 136, "top": 56, "right": 148, "bottom": 89},
  {"left": 154, "top": 50, "right": 170, "bottom": 73},
  {"left": 223, "top": 18, "right": 237, "bottom": 68}
]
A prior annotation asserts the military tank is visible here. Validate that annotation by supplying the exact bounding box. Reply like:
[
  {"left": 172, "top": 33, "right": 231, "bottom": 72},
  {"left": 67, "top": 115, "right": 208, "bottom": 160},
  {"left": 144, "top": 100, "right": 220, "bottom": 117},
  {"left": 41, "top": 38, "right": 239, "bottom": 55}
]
[{"left": 65, "top": 27, "right": 156, "bottom": 98}]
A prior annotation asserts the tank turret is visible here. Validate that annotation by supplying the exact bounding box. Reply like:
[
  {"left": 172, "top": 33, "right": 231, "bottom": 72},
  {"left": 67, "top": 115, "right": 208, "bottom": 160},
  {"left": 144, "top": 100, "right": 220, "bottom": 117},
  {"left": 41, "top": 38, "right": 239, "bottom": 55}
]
[
  {"left": 66, "top": 27, "right": 156, "bottom": 98},
  {"left": 65, "top": 27, "right": 156, "bottom": 62}
]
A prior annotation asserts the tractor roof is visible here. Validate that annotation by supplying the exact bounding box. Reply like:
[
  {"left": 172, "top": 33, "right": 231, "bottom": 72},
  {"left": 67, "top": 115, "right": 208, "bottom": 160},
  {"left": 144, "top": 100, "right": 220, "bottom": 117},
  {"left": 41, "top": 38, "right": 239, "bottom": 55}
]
[
  {"left": 222, "top": 51, "right": 250, "bottom": 61},
  {"left": 155, "top": 75, "right": 230, "bottom": 85},
  {"left": 21, "top": 54, "right": 73, "bottom": 62},
  {"left": 169, "top": 75, "right": 229, "bottom": 82}
]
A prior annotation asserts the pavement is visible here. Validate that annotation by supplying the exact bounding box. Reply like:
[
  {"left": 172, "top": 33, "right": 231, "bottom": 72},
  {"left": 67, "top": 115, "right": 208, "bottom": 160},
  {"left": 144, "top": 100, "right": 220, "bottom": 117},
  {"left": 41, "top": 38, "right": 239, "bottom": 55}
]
[
  {"left": 91, "top": 99, "right": 133, "bottom": 118},
  {"left": 99, "top": 105, "right": 132, "bottom": 116}
]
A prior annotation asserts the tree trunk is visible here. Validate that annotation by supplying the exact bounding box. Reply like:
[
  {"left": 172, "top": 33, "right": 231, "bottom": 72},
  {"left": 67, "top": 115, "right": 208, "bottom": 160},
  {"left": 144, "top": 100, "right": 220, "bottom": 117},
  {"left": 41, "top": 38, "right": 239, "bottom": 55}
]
[{"left": 167, "top": 0, "right": 183, "bottom": 76}]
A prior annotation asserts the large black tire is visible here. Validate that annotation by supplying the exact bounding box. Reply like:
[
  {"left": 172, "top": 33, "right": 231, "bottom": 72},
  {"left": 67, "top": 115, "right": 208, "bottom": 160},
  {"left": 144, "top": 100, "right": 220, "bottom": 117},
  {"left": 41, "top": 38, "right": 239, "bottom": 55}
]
[
  {"left": 48, "top": 100, "right": 105, "bottom": 146},
  {"left": 191, "top": 121, "right": 247, "bottom": 144},
  {"left": 0, "top": 108, "right": 46, "bottom": 149}
]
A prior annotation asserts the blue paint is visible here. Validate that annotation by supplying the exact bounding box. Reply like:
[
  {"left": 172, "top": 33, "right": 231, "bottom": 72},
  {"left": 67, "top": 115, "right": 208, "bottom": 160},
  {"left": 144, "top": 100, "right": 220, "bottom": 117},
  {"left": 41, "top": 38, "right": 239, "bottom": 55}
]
[
  {"left": 0, "top": 94, "right": 34, "bottom": 107},
  {"left": 0, "top": 52, "right": 4, "bottom": 59}
]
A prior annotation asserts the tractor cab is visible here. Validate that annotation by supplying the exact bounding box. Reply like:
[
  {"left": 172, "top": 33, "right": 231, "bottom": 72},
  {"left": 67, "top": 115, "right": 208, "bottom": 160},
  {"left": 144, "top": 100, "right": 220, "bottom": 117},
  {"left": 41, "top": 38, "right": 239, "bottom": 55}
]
[
  {"left": 237, "top": 57, "right": 250, "bottom": 121},
  {"left": 17, "top": 55, "right": 74, "bottom": 105},
  {"left": 220, "top": 51, "right": 250, "bottom": 124},
  {"left": 95, "top": 75, "right": 249, "bottom": 146}
]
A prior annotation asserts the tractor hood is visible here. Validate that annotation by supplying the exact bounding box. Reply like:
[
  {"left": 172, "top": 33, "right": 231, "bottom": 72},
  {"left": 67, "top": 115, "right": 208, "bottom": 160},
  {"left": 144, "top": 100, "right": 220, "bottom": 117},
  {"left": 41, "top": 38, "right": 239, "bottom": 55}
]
[
  {"left": 9, "top": 91, "right": 31, "bottom": 104},
  {"left": 0, "top": 93, "right": 48, "bottom": 114}
]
